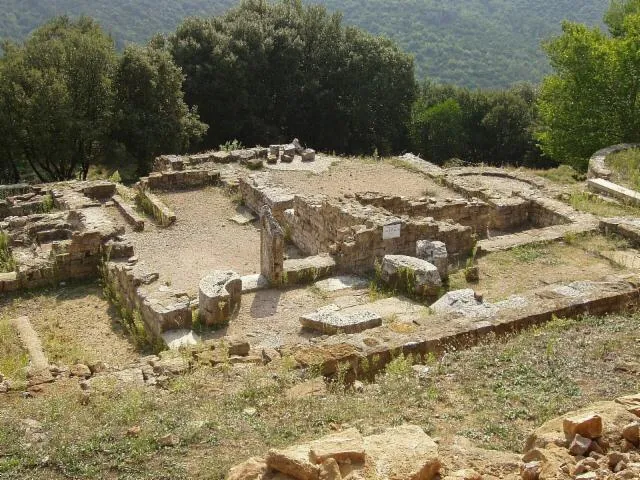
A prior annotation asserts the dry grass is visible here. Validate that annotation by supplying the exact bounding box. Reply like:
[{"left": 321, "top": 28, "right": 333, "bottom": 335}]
[
  {"left": 528, "top": 164, "right": 583, "bottom": 185},
  {"left": 0, "top": 310, "right": 639, "bottom": 479},
  {"left": 0, "top": 316, "right": 28, "bottom": 382},
  {"left": 448, "top": 233, "right": 630, "bottom": 301},
  {"left": 567, "top": 190, "right": 640, "bottom": 218},
  {"left": 607, "top": 148, "right": 640, "bottom": 191}
]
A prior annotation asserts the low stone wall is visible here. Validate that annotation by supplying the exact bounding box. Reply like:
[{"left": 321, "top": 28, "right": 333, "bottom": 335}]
[
  {"left": 135, "top": 188, "right": 176, "bottom": 227},
  {"left": 588, "top": 178, "right": 640, "bottom": 206},
  {"left": 105, "top": 260, "right": 192, "bottom": 339},
  {"left": 587, "top": 143, "right": 640, "bottom": 180},
  {"left": 239, "top": 175, "right": 294, "bottom": 224},
  {"left": 282, "top": 276, "right": 640, "bottom": 377},
  {"left": 140, "top": 169, "right": 221, "bottom": 191},
  {"left": 283, "top": 194, "right": 475, "bottom": 273},
  {"left": 0, "top": 184, "right": 31, "bottom": 200},
  {"left": 600, "top": 218, "right": 640, "bottom": 246}
]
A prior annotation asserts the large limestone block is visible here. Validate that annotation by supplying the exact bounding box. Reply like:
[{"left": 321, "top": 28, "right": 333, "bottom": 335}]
[
  {"left": 267, "top": 444, "right": 320, "bottom": 480},
  {"left": 563, "top": 413, "right": 603, "bottom": 440},
  {"left": 415, "top": 240, "right": 448, "bottom": 278},
  {"left": 300, "top": 309, "right": 382, "bottom": 334},
  {"left": 381, "top": 255, "right": 442, "bottom": 297},
  {"left": 429, "top": 289, "right": 480, "bottom": 314},
  {"left": 364, "top": 425, "right": 441, "bottom": 480},
  {"left": 199, "top": 271, "right": 242, "bottom": 325},
  {"left": 227, "top": 457, "right": 268, "bottom": 480},
  {"left": 309, "top": 428, "right": 366, "bottom": 464}
]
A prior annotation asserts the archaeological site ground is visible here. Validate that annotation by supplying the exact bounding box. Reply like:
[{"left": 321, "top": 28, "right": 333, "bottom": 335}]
[{"left": 1, "top": 143, "right": 640, "bottom": 480}]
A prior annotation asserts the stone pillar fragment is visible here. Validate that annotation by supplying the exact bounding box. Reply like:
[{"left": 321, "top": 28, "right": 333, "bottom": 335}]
[{"left": 260, "top": 205, "right": 285, "bottom": 284}]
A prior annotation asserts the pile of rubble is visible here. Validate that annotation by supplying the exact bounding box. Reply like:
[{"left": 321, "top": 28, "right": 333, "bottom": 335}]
[{"left": 268, "top": 139, "right": 316, "bottom": 164}]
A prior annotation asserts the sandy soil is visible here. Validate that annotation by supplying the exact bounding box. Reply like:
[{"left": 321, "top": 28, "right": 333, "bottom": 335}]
[
  {"left": 266, "top": 158, "right": 458, "bottom": 199},
  {"left": 108, "top": 187, "right": 262, "bottom": 296}
]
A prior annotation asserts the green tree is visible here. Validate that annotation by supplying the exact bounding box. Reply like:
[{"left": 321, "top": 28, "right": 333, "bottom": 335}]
[
  {"left": 112, "top": 41, "right": 208, "bottom": 174},
  {"left": 0, "top": 16, "right": 116, "bottom": 181},
  {"left": 169, "top": 0, "right": 415, "bottom": 154},
  {"left": 537, "top": 9, "right": 640, "bottom": 170}
]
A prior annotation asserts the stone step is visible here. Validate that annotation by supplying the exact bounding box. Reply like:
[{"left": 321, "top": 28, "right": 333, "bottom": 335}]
[
  {"left": 477, "top": 222, "right": 598, "bottom": 254},
  {"left": 283, "top": 255, "right": 336, "bottom": 285},
  {"left": 300, "top": 308, "right": 382, "bottom": 334},
  {"left": 588, "top": 178, "right": 640, "bottom": 206},
  {"left": 112, "top": 194, "right": 145, "bottom": 232}
]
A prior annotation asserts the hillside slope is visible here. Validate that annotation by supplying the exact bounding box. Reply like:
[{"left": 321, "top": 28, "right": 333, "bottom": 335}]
[{"left": 0, "top": 0, "right": 608, "bottom": 88}]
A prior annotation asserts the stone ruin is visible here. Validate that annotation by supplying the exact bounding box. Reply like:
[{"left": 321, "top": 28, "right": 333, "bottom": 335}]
[{"left": 3, "top": 142, "right": 640, "bottom": 390}]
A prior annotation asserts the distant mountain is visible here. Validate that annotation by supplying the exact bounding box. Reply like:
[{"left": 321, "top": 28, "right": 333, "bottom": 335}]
[{"left": 0, "top": 0, "right": 608, "bottom": 88}]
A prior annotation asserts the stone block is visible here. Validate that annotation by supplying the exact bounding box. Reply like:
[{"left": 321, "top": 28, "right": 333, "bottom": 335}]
[
  {"left": 267, "top": 444, "right": 319, "bottom": 480},
  {"left": 381, "top": 255, "right": 442, "bottom": 297},
  {"left": 429, "top": 289, "right": 480, "bottom": 314},
  {"left": 198, "top": 271, "right": 242, "bottom": 326},
  {"left": 281, "top": 154, "right": 295, "bottom": 163},
  {"left": 563, "top": 413, "right": 603, "bottom": 440},
  {"left": 300, "top": 309, "right": 382, "bottom": 334},
  {"left": 260, "top": 206, "right": 285, "bottom": 284},
  {"left": 415, "top": 240, "right": 448, "bottom": 278},
  {"left": 302, "top": 149, "right": 316, "bottom": 162},
  {"left": 364, "top": 425, "right": 441, "bottom": 480},
  {"left": 309, "top": 428, "right": 365, "bottom": 464}
]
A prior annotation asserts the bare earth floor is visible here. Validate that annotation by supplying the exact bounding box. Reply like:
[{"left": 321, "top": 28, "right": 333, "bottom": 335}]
[
  {"left": 267, "top": 158, "right": 458, "bottom": 199},
  {"left": 108, "top": 187, "right": 262, "bottom": 296}
]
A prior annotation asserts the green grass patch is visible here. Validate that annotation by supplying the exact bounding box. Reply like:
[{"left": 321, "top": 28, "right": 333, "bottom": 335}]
[
  {"left": 607, "top": 148, "right": 640, "bottom": 191},
  {"left": 0, "top": 318, "right": 28, "bottom": 381},
  {"left": 567, "top": 190, "right": 640, "bottom": 217},
  {"left": 0, "top": 231, "right": 16, "bottom": 273},
  {"left": 530, "top": 164, "right": 584, "bottom": 185}
]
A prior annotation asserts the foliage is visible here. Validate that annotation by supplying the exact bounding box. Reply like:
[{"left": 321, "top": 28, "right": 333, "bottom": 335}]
[
  {"left": 0, "top": 16, "right": 117, "bottom": 182},
  {"left": 537, "top": 5, "right": 640, "bottom": 170},
  {"left": 169, "top": 0, "right": 416, "bottom": 155},
  {"left": 409, "top": 82, "right": 544, "bottom": 166},
  {"left": 606, "top": 147, "right": 640, "bottom": 190},
  {"left": 219, "top": 139, "right": 244, "bottom": 152},
  {"left": 112, "top": 42, "right": 208, "bottom": 175},
  {"left": 0, "top": 0, "right": 607, "bottom": 88},
  {"left": 0, "top": 16, "right": 206, "bottom": 182},
  {"left": 0, "top": 232, "right": 16, "bottom": 273}
]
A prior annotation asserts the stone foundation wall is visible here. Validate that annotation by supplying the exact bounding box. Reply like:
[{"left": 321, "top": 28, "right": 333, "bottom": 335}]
[
  {"left": 140, "top": 169, "right": 220, "bottom": 191},
  {"left": 239, "top": 176, "right": 294, "bottom": 224},
  {"left": 283, "top": 195, "right": 475, "bottom": 273},
  {"left": 105, "top": 261, "right": 191, "bottom": 338},
  {"left": 135, "top": 188, "right": 176, "bottom": 227}
]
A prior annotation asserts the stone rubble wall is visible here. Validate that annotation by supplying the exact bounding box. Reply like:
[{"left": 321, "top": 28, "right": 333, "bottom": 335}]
[
  {"left": 282, "top": 194, "right": 476, "bottom": 274},
  {"left": 153, "top": 147, "right": 268, "bottom": 172},
  {"left": 239, "top": 175, "right": 295, "bottom": 224},
  {"left": 140, "top": 169, "right": 221, "bottom": 191},
  {"left": 1, "top": 209, "right": 132, "bottom": 291},
  {"left": 105, "top": 260, "right": 192, "bottom": 338},
  {"left": 0, "top": 184, "right": 31, "bottom": 200},
  {"left": 134, "top": 187, "right": 176, "bottom": 227}
]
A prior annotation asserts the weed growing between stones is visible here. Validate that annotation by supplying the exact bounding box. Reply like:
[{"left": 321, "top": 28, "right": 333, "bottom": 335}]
[
  {"left": 38, "top": 193, "right": 54, "bottom": 213},
  {"left": 0, "top": 232, "right": 16, "bottom": 273},
  {"left": 219, "top": 139, "right": 244, "bottom": 152}
]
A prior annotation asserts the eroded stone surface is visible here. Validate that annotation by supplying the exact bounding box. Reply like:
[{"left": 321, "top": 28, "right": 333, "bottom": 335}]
[
  {"left": 199, "top": 271, "right": 242, "bottom": 325},
  {"left": 381, "top": 255, "right": 442, "bottom": 296},
  {"left": 300, "top": 309, "right": 382, "bottom": 334}
]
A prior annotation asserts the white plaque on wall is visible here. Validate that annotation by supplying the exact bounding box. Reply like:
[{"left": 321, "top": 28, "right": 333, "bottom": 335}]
[{"left": 382, "top": 222, "right": 401, "bottom": 240}]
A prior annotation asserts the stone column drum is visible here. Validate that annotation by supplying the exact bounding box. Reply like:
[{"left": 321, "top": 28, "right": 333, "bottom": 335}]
[{"left": 199, "top": 271, "right": 242, "bottom": 325}]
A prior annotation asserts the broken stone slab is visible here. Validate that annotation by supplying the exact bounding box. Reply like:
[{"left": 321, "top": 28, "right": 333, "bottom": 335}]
[
  {"left": 313, "top": 276, "right": 368, "bottom": 293},
  {"left": 364, "top": 424, "right": 441, "bottom": 480},
  {"left": 198, "top": 271, "right": 242, "bottom": 326},
  {"left": 269, "top": 145, "right": 281, "bottom": 157},
  {"left": 162, "top": 329, "right": 201, "bottom": 350},
  {"left": 429, "top": 289, "right": 481, "bottom": 314},
  {"left": 230, "top": 206, "right": 257, "bottom": 225},
  {"left": 241, "top": 274, "right": 270, "bottom": 293},
  {"left": 283, "top": 144, "right": 297, "bottom": 157},
  {"left": 281, "top": 154, "right": 295, "bottom": 163},
  {"left": 415, "top": 240, "right": 448, "bottom": 278},
  {"left": 309, "top": 428, "right": 365, "bottom": 464},
  {"left": 227, "top": 457, "right": 269, "bottom": 480},
  {"left": 563, "top": 413, "right": 603, "bottom": 440},
  {"left": 267, "top": 443, "right": 319, "bottom": 480},
  {"left": 381, "top": 255, "right": 442, "bottom": 297},
  {"left": 300, "top": 309, "right": 382, "bottom": 334},
  {"left": 284, "top": 255, "right": 336, "bottom": 285},
  {"left": 291, "top": 138, "right": 304, "bottom": 155}
]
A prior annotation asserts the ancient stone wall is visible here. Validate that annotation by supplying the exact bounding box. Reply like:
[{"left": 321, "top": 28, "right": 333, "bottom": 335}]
[
  {"left": 135, "top": 188, "right": 176, "bottom": 227},
  {"left": 140, "top": 169, "right": 220, "bottom": 191},
  {"left": 239, "top": 176, "right": 294, "bottom": 224}
]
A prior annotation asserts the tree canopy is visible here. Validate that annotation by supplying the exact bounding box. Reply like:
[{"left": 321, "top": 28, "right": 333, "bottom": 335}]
[
  {"left": 537, "top": 1, "right": 640, "bottom": 170},
  {"left": 0, "top": 17, "right": 206, "bottom": 182},
  {"left": 169, "top": 0, "right": 416, "bottom": 154},
  {"left": 0, "top": 0, "right": 608, "bottom": 89}
]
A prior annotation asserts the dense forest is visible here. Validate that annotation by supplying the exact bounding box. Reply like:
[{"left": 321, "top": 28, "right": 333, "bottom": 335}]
[
  {"left": 0, "top": 0, "right": 607, "bottom": 88},
  {"left": 2, "top": 0, "right": 640, "bottom": 184}
]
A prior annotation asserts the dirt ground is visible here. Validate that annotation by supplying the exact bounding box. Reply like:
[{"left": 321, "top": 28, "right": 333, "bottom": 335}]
[
  {"left": 107, "top": 187, "right": 262, "bottom": 296},
  {"left": 0, "top": 282, "right": 139, "bottom": 368},
  {"left": 267, "top": 157, "right": 458, "bottom": 199}
]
